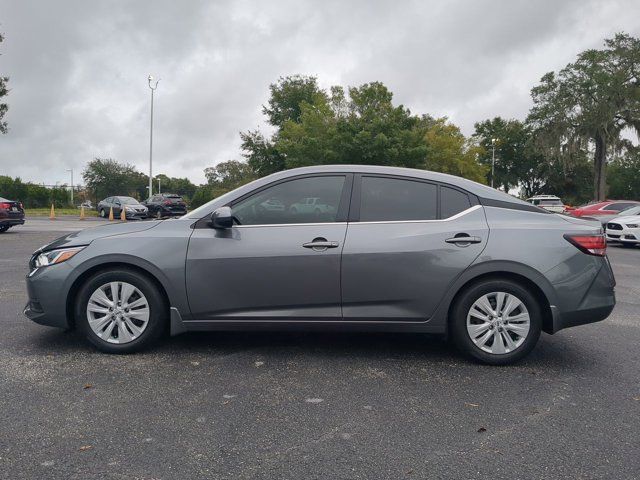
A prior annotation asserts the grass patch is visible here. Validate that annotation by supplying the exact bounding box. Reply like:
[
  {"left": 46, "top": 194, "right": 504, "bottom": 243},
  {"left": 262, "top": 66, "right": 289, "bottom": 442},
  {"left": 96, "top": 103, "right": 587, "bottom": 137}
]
[{"left": 25, "top": 208, "right": 99, "bottom": 217}]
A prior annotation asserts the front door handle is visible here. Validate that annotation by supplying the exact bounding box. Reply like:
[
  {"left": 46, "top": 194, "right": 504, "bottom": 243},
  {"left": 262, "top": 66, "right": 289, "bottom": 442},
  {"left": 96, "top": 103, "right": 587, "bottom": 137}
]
[
  {"left": 445, "top": 235, "right": 482, "bottom": 246},
  {"left": 303, "top": 237, "right": 339, "bottom": 251}
]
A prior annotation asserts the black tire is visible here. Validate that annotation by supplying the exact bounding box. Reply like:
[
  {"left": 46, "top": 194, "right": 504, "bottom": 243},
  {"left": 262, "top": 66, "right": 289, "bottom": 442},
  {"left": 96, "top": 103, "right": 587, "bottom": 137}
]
[
  {"left": 0, "top": 225, "right": 9, "bottom": 233},
  {"left": 450, "top": 278, "right": 542, "bottom": 365},
  {"left": 156, "top": 210, "right": 163, "bottom": 219},
  {"left": 75, "top": 268, "right": 167, "bottom": 353},
  {"left": 100, "top": 208, "right": 106, "bottom": 218}
]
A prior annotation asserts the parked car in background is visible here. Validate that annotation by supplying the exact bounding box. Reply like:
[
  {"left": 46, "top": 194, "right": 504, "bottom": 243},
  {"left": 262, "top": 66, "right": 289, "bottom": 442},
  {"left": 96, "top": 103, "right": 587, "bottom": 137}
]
[
  {"left": 97, "top": 196, "right": 148, "bottom": 219},
  {"left": 143, "top": 194, "right": 187, "bottom": 218},
  {"left": 605, "top": 205, "right": 640, "bottom": 247},
  {"left": 569, "top": 200, "right": 640, "bottom": 224},
  {"left": 0, "top": 197, "right": 25, "bottom": 233},
  {"left": 24, "top": 165, "right": 615, "bottom": 365},
  {"left": 526, "top": 195, "right": 566, "bottom": 213},
  {"left": 78, "top": 200, "right": 94, "bottom": 210}
]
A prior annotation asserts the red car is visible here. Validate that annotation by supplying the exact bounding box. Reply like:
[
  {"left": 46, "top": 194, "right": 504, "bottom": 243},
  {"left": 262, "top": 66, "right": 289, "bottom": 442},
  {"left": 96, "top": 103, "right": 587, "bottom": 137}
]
[
  {"left": 0, "top": 197, "right": 25, "bottom": 233},
  {"left": 569, "top": 200, "right": 640, "bottom": 218}
]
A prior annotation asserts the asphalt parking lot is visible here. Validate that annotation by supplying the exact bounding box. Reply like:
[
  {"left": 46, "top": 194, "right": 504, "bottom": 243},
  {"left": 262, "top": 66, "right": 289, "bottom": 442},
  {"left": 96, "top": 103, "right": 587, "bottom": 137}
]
[{"left": 1, "top": 221, "right": 639, "bottom": 480}]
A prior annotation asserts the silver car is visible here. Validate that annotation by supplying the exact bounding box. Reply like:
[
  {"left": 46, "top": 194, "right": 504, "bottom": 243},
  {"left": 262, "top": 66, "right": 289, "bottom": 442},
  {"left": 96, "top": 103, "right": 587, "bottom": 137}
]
[{"left": 24, "top": 166, "right": 615, "bottom": 365}]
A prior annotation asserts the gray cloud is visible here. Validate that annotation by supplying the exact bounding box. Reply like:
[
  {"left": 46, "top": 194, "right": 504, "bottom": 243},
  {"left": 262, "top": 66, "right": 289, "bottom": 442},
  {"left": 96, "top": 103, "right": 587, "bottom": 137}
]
[{"left": 1, "top": 0, "right": 639, "bottom": 185}]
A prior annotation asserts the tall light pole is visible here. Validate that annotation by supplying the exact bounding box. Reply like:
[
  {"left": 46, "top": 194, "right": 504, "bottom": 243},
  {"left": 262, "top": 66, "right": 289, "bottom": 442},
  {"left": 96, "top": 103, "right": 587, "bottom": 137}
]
[
  {"left": 490, "top": 138, "right": 497, "bottom": 188},
  {"left": 148, "top": 75, "right": 160, "bottom": 199},
  {"left": 66, "top": 168, "right": 74, "bottom": 205}
]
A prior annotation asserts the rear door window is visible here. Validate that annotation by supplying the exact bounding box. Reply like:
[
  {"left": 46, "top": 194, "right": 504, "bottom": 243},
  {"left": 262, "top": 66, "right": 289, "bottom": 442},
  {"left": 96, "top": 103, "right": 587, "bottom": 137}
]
[{"left": 359, "top": 176, "right": 437, "bottom": 222}]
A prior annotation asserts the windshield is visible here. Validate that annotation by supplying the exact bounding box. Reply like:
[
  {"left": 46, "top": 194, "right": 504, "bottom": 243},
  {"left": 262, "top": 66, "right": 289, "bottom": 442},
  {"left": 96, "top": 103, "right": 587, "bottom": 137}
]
[
  {"left": 620, "top": 205, "right": 640, "bottom": 216},
  {"left": 165, "top": 194, "right": 182, "bottom": 199},
  {"left": 118, "top": 197, "right": 140, "bottom": 205}
]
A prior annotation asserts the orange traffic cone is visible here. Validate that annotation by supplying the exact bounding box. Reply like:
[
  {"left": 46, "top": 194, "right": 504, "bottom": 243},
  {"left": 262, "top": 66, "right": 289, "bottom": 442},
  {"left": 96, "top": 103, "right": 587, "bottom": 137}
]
[
  {"left": 120, "top": 208, "right": 126, "bottom": 222},
  {"left": 108, "top": 206, "right": 114, "bottom": 221},
  {"left": 80, "top": 205, "right": 86, "bottom": 220},
  {"left": 49, "top": 204, "right": 55, "bottom": 220}
]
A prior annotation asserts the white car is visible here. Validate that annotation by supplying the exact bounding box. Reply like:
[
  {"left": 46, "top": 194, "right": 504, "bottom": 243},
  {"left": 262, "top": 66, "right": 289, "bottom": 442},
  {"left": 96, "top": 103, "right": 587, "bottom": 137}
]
[
  {"left": 605, "top": 205, "right": 640, "bottom": 247},
  {"left": 526, "top": 195, "right": 565, "bottom": 213}
]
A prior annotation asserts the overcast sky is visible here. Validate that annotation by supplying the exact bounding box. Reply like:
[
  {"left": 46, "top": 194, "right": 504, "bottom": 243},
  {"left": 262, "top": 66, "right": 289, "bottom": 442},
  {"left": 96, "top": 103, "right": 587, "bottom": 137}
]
[{"left": 1, "top": 0, "right": 639, "bottom": 186}]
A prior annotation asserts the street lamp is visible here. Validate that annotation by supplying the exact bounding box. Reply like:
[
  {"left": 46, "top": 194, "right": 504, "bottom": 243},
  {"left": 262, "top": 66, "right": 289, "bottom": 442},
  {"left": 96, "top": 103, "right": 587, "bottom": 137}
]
[
  {"left": 490, "top": 138, "right": 497, "bottom": 188},
  {"left": 66, "top": 168, "right": 74, "bottom": 205},
  {"left": 148, "top": 75, "right": 160, "bottom": 199}
]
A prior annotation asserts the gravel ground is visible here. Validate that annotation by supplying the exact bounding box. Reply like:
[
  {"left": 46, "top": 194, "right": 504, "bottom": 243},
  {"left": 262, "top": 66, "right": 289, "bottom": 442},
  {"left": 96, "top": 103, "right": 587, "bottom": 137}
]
[{"left": 1, "top": 224, "right": 638, "bottom": 479}]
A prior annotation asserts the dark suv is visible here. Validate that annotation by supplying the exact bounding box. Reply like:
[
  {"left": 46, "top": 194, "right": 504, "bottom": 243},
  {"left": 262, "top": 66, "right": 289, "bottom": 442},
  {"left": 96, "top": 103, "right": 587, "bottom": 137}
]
[
  {"left": 143, "top": 194, "right": 187, "bottom": 218},
  {"left": 0, "top": 197, "right": 25, "bottom": 232}
]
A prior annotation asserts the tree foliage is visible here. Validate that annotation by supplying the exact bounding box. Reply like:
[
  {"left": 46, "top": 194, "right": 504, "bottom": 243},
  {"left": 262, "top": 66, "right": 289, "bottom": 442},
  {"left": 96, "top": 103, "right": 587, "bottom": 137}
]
[
  {"left": 0, "top": 32, "right": 9, "bottom": 134},
  {"left": 241, "top": 76, "right": 487, "bottom": 182},
  {"left": 528, "top": 33, "right": 640, "bottom": 201},
  {"left": 82, "top": 158, "right": 148, "bottom": 202}
]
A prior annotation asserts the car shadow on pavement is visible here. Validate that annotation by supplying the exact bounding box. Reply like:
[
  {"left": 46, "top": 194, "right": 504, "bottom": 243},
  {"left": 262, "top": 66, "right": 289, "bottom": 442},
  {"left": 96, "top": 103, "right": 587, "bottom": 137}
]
[{"left": 25, "top": 327, "right": 596, "bottom": 371}]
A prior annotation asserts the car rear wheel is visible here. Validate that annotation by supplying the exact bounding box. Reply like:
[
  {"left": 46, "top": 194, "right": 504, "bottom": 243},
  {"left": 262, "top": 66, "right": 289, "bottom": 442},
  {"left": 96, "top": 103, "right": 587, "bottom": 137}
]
[
  {"left": 156, "top": 210, "right": 163, "bottom": 219},
  {"left": 75, "top": 268, "right": 167, "bottom": 353},
  {"left": 99, "top": 208, "right": 106, "bottom": 218},
  {"left": 450, "top": 279, "right": 542, "bottom": 365}
]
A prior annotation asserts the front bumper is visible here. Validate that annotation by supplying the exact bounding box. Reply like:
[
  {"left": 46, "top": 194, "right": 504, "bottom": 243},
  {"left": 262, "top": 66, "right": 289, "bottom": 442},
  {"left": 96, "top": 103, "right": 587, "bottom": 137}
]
[
  {"left": 606, "top": 228, "right": 640, "bottom": 244},
  {"left": 24, "top": 263, "right": 74, "bottom": 329}
]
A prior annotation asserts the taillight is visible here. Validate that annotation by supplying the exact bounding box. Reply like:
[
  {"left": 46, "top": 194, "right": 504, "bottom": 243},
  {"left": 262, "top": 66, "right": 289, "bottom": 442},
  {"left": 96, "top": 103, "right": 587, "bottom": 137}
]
[
  {"left": 163, "top": 200, "right": 172, "bottom": 205},
  {"left": 564, "top": 234, "right": 606, "bottom": 256},
  {"left": 0, "top": 202, "right": 10, "bottom": 209}
]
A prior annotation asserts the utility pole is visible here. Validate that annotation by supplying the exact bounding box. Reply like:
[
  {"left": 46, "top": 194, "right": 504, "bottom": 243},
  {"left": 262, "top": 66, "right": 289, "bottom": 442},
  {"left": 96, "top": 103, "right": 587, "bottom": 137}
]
[
  {"left": 158, "top": 177, "right": 161, "bottom": 194},
  {"left": 148, "top": 75, "right": 160, "bottom": 199},
  {"left": 66, "top": 168, "right": 74, "bottom": 205},
  {"left": 491, "top": 138, "right": 497, "bottom": 188}
]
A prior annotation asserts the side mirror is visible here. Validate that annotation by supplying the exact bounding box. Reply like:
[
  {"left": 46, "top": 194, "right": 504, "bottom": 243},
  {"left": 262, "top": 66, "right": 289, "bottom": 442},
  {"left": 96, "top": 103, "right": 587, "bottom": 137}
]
[{"left": 211, "top": 206, "right": 234, "bottom": 229}]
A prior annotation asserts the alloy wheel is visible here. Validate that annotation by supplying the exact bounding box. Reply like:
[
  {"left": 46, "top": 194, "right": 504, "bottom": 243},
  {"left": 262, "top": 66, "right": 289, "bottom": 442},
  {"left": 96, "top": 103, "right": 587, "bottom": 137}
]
[
  {"left": 86, "top": 281, "right": 150, "bottom": 344},
  {"left": 466, "top": 291, "right": 530, "bottom": 355}
]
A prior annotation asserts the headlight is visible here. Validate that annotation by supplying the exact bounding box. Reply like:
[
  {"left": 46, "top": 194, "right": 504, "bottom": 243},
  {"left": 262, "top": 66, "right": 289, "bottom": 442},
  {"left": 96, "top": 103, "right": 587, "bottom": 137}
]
[
  {"left": 34, "top": 247, "right": 85, "bottom": 268},
  {"left": 626, "top": 224, "right": 638, "bottom": 228}
]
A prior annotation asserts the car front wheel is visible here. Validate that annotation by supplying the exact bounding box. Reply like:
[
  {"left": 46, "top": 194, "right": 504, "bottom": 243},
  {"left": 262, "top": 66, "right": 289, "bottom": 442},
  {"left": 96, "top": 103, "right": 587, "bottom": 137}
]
[
  {"left": 75, "top": 268, "right": 167, "bottom": 353},
  {"left": 450, "top": 279, "right": 542, "bottom": 365}
]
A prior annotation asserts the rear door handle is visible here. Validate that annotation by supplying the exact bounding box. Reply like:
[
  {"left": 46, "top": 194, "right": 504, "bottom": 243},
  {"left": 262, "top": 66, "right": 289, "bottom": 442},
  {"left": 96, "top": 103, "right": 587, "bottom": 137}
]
[
  {"left": 303, "top": 238, "right": 339, "bottom": 250},
  {"left": 445, "top": 235, "right": 482, "bottom": 245}
]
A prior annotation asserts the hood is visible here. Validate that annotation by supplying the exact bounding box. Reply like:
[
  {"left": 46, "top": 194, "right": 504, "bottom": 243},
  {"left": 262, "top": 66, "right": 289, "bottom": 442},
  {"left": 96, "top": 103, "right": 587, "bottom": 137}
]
[
  {"left": 39, "top": 221, "right": 162, "bottom": 252},
  {"left": 610, "top": 215, "right": 640, "bottom": 225}
]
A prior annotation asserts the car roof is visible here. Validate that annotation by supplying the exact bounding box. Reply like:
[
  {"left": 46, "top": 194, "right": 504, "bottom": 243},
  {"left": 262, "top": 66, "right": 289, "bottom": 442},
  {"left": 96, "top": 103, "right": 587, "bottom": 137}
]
[{"left": 266, "top": 165, "right": 531, "bottom": 206}]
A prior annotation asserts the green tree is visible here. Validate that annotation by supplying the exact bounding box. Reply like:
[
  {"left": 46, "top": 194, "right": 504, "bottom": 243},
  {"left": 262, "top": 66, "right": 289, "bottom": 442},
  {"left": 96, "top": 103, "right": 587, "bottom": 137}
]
[
  {"left": 528, "top": 33, "right": 640, "bottom": 201},
  {"left": 82, "top": 158, "right": 146, "bottom": 202},
  {"left": 608, "top": 149, "right": 640, "bottom": 200},
  {"left": 278, "top": 82, "right": 429, "bottom": 168},
  {"left": 204, "top": 160, "right": 256, "bottom": 190},
  {"left": 262, "top": 75, "right": 327, "bottom": 128},
  {"left": 424, "top": 119, "right": 487, "bottom": 184},
  {"left": 153, "top": 174, "right": 197, "bottom": 200},
  {"left": 0, "top": 32, "right": 9, "bottom": 134}
]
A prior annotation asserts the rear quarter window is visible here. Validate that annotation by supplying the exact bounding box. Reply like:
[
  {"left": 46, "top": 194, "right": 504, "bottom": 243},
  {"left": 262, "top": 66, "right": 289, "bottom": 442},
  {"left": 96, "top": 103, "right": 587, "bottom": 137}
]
[{"left": 440, "top": 186, "right": 471, "bottom": 218}]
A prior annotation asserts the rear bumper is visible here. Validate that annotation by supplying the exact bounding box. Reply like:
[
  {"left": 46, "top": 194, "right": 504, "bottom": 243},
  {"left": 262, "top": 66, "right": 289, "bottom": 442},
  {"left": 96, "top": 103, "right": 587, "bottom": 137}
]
[
  {"left": 549, "top": 303, "right": 615, "bottom": 334},
  {"left": 547, "top": 258, "right": 616, "bottom": 334}
]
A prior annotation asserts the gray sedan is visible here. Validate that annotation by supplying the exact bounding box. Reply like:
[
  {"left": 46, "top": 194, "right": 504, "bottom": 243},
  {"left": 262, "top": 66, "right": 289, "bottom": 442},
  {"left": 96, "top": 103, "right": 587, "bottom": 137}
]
[{"left": 24, "top": 165, "right": 615, "bottom": 364}]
